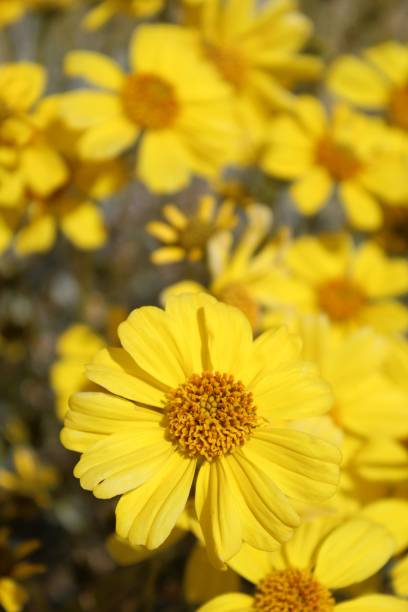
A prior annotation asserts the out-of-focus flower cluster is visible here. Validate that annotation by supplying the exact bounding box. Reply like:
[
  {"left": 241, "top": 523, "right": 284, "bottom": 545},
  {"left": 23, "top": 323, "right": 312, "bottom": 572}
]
[{"left": 0, "top": 1, "right": 407, "bottom": 611}]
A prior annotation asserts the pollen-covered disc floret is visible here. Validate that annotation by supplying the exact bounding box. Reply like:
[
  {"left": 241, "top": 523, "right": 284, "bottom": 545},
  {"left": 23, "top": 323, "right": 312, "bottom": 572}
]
[
  {"left": 121, "top": 73, "right": 179, "bottom": 129},
  {"left": 253, "top": 568, "right": 335, "bottom": 612},
  {"left": 318, "top": 277, "right": 366, "bottom": 321},
  {"left": 165, "top": 371, "right": 257, "bottom": 461}
]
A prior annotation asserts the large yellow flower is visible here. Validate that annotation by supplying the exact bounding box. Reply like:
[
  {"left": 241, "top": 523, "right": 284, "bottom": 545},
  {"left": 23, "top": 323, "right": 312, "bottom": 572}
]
[
  {"left": 146, "top": 195, "right": 238, "bottom": 264},
  {"left": 198, "top": 516, "right": 405, "bottom": 612},
  {"left": 60, "top": 25, "right": 241, "bottom": 193},
  {"left": 61, "top": 293, "right": 340, "bottom": 566},
  {"left": 266, "top": 236, "right": 408, "bottom": 335},
  {"left": 83, "top": 0, "right": 164, "bottom": 30},
  {"left": 261, "top": 98, "right": 407, "bottom": 230},
  {"left": 186, "top": 0, "right": 322, "bottom": 148},
  {"left": 328, "top": 41, "right": 408, "bottom": 133}
]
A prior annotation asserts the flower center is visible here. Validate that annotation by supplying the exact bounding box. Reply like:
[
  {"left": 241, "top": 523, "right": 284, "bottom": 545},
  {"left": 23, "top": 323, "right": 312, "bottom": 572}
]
[
  {"left": 318, "top": 277, "right": 366, "bottom": 322},
  {"left": 165, "top": 371, "right": 257, "bottom": 461},
  {"left": 218, "top": 283, "right": 259, "bottom": 329},
  {"left": 205, "top": 43, "right": 247, "bottom": 89},
  {"left": 179, "top": 218, "right": 216, "bottom": 254},
  {"left": 316, "top": 137, "right": 361, "bottom": 181},
  {"left": 254, "top": 568, "right": 335, "bottom": 612},
  {"left": 121, "top": 73, "right": 179, "bottom": 129},
  {"left": 389, "top": 84, "right": 408, "bottom": 130}
]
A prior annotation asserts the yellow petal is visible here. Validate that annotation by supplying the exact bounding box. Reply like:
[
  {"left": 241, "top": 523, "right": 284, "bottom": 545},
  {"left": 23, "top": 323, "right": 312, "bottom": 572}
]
[
  {"left": 339, "top": 181, "right": 383, "bottom": 230},
  {"left": 391, "top": 555, "right": 408, "bottom": 598},
  {"left": 197, "top": 593, "right": 253, "bottom": 612},
  {"left": 137, "top": 131, "right": 191, "bottom": 194},
  {"left": 115, "top": 452, "right": 196, "bottom": 549},
  {"left": 86, "top": 347, "right": 167, "bottom": 406},
  {"left": 364, "top": 41, "right": 408, "bottom": 87},
  {"left": 79, "top": 118, "right": 139, "bottom": 160},
  {"left": 59, "top": 91, "right": 122, "bottom": 128},
  {"left": 15, "top": 214, "right": 56, "bottom": 255},
  {"left": 291, "top": 167, "right": 332, "bottom": 215},
  {"left": 283, "top": 515, "right": 341, "bottom": 571},
  {"left": 0, "top": 63, "right": 45, "bottom": 111},
  {"left": 362, "top": 302, "right": 408, "bottom": 335},
  {"left": 64, "top": 51, "right": 124, "bottom": 90},
  {"left": 360, "top": 499, "right": 408, "bottom": 554},
  {"left": 146, "top": 221, "right": 178, "bottom": 243},
  {"left": 314, "top": 518, "right": 394, "bottom": 589},
  {"left": 60, "top": 200, "right": 106, "bottom": 249},
  {"left": 328, "top": 56, "right": 389, "bottom": 108},
  {"left": 183, "top": 543, "right": 240, "bottom": 603},
  {"left": 195, "top": 460, "right": 243, "bottom": 568},
  {"left": 246, "top": 428, "right": 341, "bottom": 503},
  {"left": 20, "top": 144, "right": 68, "bottom": 197},
  {"left": 0, "top": 577, "right": 28, "bottom": 612},
  {"left": 352, "top": 243, "right": 408, "bottom": 298},
  {"left": 335, "top": 594, "right": 408, "bottom": 611}
]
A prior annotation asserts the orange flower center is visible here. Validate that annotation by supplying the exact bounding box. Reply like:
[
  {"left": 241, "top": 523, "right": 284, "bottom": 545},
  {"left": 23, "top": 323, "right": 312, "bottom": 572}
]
[
  {"left": 318, "top": 277, "right": 366, "bottom": 322},
  {"left": 165, "top": 371, "right": 257, "bottom": 461},
  {"left": 205, "top": 43, "right": 247, "bottom": 89},
  {"left": 218, "top": 283, "right": 259, "bottom": 329},
  {"left": 178, "top": 218, "right": 216, "bottom": 258},
  {"left": 254, "top": 568, "right": 335, "bottom": 612},
  {"left": 389, "top": 84, "right": 408, "bottom": 131},
  {"left": 121, "top": 73, "right": 179, "bottom": 129},
  {"left": 316, "top": 137, "right": 361, "bottom": 181}
]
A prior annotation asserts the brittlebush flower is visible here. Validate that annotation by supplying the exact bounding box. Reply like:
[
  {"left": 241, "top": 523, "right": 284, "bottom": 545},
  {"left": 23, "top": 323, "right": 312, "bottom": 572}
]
[
  {"left": 265, "top": 236, "right": 408, "bottom": 335},
  {"left": 198, "top": 516, "right": 406, "bottom": 612},
  {"left": 83, "top": 0, "right": 164, "bottom": 30},
  {"left": 261, "top": 98, "right": 407, "bottom": 230},
  {"left": 327, "top": 41, "right": 408, "bottom": 133},
  {"left": 146, "top": 195, "right": 238, "bottom": 264},
  {"left": 0, "top": 447, "right": 59, "bottom": 508},
  {"left": 161, "top": 204, "right": 288, "bottom": 329},
  {"left": 0, "top": 64, "right": 68, "bottom": 209},
  {"left": 60, "top": 25, "right": 241, "bottom": 193},
  {"left": 61, "top": 293, "right": 340, "bottom": 567},
  {"left": 0, "top": 528, "right": 44, "bottom": 612},
  {"left": 187, "top": 0, "right": 322, "bottom": 148}
]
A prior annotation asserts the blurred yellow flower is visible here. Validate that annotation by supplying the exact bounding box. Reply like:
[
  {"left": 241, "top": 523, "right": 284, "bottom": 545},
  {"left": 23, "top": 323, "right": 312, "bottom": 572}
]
[
  {"left": 188, "top": 0, "right": 322, "bottom": 149},
  {"left": 0, "top": 528, "right": 45, "bottom": 612},
  {"left": 83, "top": 0, "right": 164, "bottom": 30},
  {"left": 146, "top": 195, "right": 237, "bottom": 264},
  {"left": 266, "top": 236, "right": 408, "bottom": 335},
  {"left": 50, "top": 324, "right": 105, "bottom": 420},
  {"left": 262, "top": 98, "right": 407, "bottom": 229},
  {"left": 60, "top": 25, "right": 241, "bottom": 193},
  {"left": 0, "top": 447, "right": 59, "bottom": 508},
  {"left": 199, "top": 516, "right": 403, "bottom": 612},
  {"left": 61, "top": 293, "right": 340, "bottom": 567},
  {"left": 328, "top": 41, "right": 408, "bottom": 132}
]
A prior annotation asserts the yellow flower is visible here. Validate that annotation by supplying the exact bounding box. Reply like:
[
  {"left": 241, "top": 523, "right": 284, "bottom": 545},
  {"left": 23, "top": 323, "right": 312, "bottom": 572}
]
[
  {"left": 50, "top": 324, "right": 105, "bottom": 420},
  {"left": 146, "top": 195, "right": 238, "bottom": 264},
  {"left": 0, "top": 64, "right": 68, "bottom": 209},
  {"left": 0, "top": 1, "right": 25, "bottom": 27},
  {"left": 328, "top": 41, "right": 408, "bottom": 133},
  {"left": 61, "top": 293, "right": 340, "bottom": 566},
  {"left": 266, "top": 236, "right": 408, "bottom": 335},
  {"left": 60, "top": 25, "right": 240, "bottom": 193},
  {"left": 0, "top": 447, "right": 59, "bottom": 508},
  {"left": 292, "top": 316, "right": 408, "bottom": 511},
  {"left": 0, "top": 528, "right": 45, "bottom": 612},
  {"left": 187, "top": 0, "right": 322, "bottom": 148},
  {"left": 83, "top": 0, "right": 164, "bottom": 30},
  {"left": 161, "top": 204, "right": 288, "bottom": 329},
  {"left": 261, "top": 98, "right": 407, "bottom": 230},
  {"left": 198, "top": 516, "right": 404, "bottom": 612}
]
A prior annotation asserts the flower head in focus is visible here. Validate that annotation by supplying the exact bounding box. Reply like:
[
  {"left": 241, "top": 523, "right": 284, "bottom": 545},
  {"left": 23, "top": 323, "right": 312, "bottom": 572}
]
[
  {"left": 60, "top": 25, "right": 241, "bottom": 193},
  {"left": 261, "top": 98, "right": 407, "bottom": 230},
  {"left": 198, "top": 516, "right": 404, "bottom": 612},
  {"left": 61, "top": 293, "right": 340, "bottom": 567},
  {"left": 146, "top": 195, "right": 237, "bottom": 264}
]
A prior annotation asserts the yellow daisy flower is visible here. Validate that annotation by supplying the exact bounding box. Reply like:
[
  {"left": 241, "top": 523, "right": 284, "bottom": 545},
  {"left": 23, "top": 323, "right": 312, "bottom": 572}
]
[
  {"left": 146, "top": 195, "right": 238, "bottom": 264},
  {"left": 266, "top": 236, "right": 408, "bottom": 335},
  {"left": 161, "top": 204, "right": 287, "bottom": 329},
  {"left": 83, "top": 0, "right": 164, "bottom": 30},
  {"left": 0, "top": 447, "right": 59, "bottom": 508},
  {"left": 187, "top": 0, "right": 322, "bottom": 146},
  {"left": 328, "top": 41, "right": 408, "bottom": 133},
  {"left": 0, "top": 64, "right": 68, "bottom": 209},
  {"left": 0, "top": 529, "right": 45, "bottom": 612},
  {"left": 198, "top": 516, "right": 404, "bottom": 612},
  {"left": 50, "top": 324, "right": 105, "bottom": 420},
  {"left": 61, "top": 293, "right": 340, "bottom": 566},
  {"left": 60, "top": 25, "right": 240, "bottom": 193},
  {"left": 261, "top": 98, "right": 407, "bottom": 230}
]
